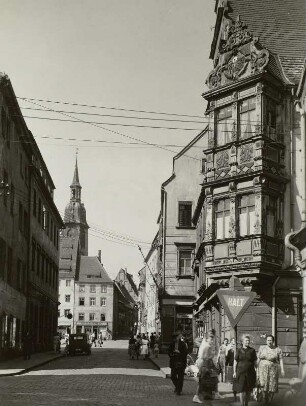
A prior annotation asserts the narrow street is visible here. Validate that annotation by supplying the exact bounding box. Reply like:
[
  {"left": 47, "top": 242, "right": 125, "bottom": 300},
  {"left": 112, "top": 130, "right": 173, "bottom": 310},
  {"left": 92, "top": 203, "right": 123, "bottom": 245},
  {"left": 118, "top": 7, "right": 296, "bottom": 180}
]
[
  {"left": 0, "top": 341, "right": 290, "bottom": 406},
  {"left": 0, "top": 345, "right": 198, "bottom": 406}
]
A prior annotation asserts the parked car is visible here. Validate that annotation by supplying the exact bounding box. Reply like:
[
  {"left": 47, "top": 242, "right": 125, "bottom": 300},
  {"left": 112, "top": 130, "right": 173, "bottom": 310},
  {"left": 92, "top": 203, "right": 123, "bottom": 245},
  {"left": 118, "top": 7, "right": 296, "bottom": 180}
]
[{"left": 65, "top": 333, "right": 91, "bottom": 356}]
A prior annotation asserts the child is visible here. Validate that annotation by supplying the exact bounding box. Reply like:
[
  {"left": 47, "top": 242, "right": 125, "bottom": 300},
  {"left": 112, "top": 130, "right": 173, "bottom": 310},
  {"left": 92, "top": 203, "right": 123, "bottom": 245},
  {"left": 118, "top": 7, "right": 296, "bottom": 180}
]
[{"left": 154, "top": 342, "right": 159, "bottom": 358}]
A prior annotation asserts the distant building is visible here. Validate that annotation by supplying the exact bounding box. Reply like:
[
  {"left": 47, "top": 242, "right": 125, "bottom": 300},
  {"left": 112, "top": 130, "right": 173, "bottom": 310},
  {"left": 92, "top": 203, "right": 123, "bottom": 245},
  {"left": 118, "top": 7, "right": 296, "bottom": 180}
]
[
  {"left": 137, "top": 266, "right": 146, "bottom": 333},
  {"left": 113, "top": 268, "right": 138, "bottom": 338},
  {"left": 143, "top": 233, "right": 160, "bottom": 334},
  {"left": 0, "top": 73, "right": 63, "bottom": 357},
  {"left": 58, "top": 159, "right": 114, "bottom": 339}
]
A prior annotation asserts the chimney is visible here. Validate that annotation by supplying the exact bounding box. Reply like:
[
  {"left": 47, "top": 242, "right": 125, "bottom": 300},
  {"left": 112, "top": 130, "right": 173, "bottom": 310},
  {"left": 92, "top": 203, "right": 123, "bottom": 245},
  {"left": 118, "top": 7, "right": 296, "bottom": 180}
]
[{"left": 98, "top": 250, "right": 101, "bottom": 263}]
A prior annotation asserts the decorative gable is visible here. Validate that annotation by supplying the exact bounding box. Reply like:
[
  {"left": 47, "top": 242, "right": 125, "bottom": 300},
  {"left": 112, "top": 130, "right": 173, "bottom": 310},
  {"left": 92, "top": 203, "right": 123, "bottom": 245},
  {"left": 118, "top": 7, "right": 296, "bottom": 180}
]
[{"left": 206, "top": 16, "right": 269, "bottom": 90}]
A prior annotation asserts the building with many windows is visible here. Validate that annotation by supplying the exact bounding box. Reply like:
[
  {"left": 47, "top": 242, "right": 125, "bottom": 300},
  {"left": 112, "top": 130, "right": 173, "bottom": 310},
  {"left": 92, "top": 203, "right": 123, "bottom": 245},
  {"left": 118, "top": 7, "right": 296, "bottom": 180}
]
[
  {"left": 58, "top": 160, "right": 114, "bottom": 339},
  {"left": 157, "top": 129, "right": 208, "bottom": 348},
  {"left": 113, "top": 268, "right": 138, "bottom": 338},
  {"left": 192, "top": 0, "right": 306, "bottom": 370},
  {"left": 0, "top": 73, "right": 63, "bottom": 357}
]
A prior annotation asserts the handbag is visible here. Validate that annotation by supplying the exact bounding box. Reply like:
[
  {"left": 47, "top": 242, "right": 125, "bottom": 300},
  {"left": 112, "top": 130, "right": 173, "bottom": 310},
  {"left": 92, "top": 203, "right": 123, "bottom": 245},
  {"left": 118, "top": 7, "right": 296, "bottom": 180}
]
[{"left": 216, "top": 360, "right": 222, "bottom": 375}]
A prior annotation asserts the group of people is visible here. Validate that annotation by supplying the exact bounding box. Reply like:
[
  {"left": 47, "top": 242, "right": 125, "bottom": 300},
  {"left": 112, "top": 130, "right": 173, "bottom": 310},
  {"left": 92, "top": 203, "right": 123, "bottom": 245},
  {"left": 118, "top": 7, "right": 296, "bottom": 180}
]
[
  {"left": 168, "top": 329, "right": 286, "bottom": 405},
  {"left": 128, "top": 332, "right": 160, "bottom": 360}
]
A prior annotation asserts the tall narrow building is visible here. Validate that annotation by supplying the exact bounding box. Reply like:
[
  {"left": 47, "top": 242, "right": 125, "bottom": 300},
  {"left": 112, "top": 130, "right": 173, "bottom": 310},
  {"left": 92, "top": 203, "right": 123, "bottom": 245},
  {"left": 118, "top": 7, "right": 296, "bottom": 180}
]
[
  {"left": 64, "top": 158, "right": 89, "bottom": 256},
  {"left": 58, "top": 159, "right": 114, "bottom": 338}
]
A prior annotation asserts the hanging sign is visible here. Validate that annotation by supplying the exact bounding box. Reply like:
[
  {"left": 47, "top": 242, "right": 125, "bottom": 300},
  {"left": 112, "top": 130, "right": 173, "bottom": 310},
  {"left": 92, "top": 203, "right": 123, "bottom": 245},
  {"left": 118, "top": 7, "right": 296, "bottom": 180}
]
[{"left": 217, "top": 289, "right": 256, "bottom": 327}]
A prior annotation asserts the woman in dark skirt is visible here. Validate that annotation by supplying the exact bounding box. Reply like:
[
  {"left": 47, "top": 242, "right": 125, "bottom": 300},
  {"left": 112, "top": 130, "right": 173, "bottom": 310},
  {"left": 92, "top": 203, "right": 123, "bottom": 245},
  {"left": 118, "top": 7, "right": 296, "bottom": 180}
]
[{"left": 233, "top": 335, "right": 257, "bottom": 406}]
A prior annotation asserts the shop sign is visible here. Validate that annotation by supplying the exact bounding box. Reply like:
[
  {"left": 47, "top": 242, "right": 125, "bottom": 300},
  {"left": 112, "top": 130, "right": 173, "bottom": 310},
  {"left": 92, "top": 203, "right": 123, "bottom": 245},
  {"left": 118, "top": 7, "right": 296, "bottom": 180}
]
[{"left": 217, "top": 290, "right": 256, "bottom": 327}]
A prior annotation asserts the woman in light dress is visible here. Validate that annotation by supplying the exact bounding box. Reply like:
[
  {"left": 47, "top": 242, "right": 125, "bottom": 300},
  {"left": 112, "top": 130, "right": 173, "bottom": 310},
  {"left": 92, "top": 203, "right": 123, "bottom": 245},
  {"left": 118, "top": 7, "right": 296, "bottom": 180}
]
[
  {"left": 217, "top": 337, "right": 229, "bottom": 382},
  {"left": 140, "top": 333, "right": 149, "bottom": 360},
  {"left": 192, "top": 329, "right": 224, "bottom": 404},
  {"left": 257, "top": 334, "right": 285, "bottom": 404}
]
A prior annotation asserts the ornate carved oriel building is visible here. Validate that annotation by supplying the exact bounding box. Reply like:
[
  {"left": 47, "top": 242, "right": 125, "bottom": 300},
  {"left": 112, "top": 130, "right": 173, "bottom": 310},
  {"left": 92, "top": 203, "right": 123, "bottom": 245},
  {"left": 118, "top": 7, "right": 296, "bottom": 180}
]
[{"left": 193, "top": 0, "right": 306, "bottom": 370}]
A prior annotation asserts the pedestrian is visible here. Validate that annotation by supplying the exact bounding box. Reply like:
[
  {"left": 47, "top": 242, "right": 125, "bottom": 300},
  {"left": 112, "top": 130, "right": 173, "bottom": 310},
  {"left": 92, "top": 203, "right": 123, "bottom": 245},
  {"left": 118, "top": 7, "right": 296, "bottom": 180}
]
[
  {"left": 97, "top": 332, "right": 103, "bottom": 347},
  {"left": 233, "top": 334, "right": 257, "bottom": 406},
  {"left": 90, "top": 332, "right": 96, "bottom": 347},
  {"left": 128, "top": 335, "right": 137, "bottom": 359},
  {"left": 193, "top": 329, "right": 223, "bottom": 403},
  {"left": 150, "top": 332, "right": 155, "bottom": 352},
  {"left": 257, "top": 334, "right": 285, "bottom": 404},
  {"left": 225, "top": 338, "right": 237, "bottom": 401},
  {"left": 140, "top": 333, "right": 149, "bottom": 360},
  {"left": 135, "top": 334, "right": 142, "bottom": 360},
  {"left": 168, "top": 332, "right": 188, "bottom": 396},
  {"left": 53, "top": 332, "right": 61, "bottom": 353},
  {"left": 153, "top": 342, "right": 159, "bottom": 358},
  {"left": 23, "top": 331, "right": 32, "bottom": 360},
  {"left": 217, "top": 337, "right": 229, "bottom": 382}
]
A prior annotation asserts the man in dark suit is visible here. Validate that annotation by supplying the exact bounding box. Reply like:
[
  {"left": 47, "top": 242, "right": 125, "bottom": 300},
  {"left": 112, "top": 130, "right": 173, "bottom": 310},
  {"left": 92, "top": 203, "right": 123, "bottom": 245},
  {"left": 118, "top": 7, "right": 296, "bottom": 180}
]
[{"left": 168, "top": 332, "right": 188, "bottom": 395}]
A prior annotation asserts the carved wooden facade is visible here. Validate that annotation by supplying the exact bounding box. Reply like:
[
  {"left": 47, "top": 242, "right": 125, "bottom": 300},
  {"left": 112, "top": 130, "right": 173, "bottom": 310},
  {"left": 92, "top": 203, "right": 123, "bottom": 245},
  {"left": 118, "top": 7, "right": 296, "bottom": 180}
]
[{"left": 193, "top": 4, "right": 305, "bottom": 369}]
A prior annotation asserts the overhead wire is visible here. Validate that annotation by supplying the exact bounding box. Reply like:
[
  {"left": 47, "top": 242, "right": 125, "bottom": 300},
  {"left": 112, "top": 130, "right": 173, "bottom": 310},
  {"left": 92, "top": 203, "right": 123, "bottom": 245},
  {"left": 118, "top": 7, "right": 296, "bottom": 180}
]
[
  {"left": 16, "top": 96, "right": 205, "bottom": 119},
  {"left": 19, "top": 106, "right": 206, "bottom": 125},
  {"left": 20, "top": 98, "right": 202, "bottom": 161}
]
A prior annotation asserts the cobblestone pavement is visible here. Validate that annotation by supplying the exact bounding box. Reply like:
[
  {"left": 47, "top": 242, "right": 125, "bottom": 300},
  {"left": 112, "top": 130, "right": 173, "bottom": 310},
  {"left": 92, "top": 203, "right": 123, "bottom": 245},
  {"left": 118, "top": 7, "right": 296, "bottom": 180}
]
[{"left": 0, "top": 348, "right": 289, "bottom": 406}]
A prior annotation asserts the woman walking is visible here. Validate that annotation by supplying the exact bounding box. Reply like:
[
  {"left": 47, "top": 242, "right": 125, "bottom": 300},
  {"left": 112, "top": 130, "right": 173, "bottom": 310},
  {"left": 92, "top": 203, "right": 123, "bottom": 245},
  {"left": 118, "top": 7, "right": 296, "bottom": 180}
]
[
  {"left": 140, "top": 333, "right": 149, "bottom": 360},
  {"left": 128, "top": 335, "right": 137, "bottom": 360},
  {"left": 226, "top": 338, "right": 237, "bottom": 401},
  {"left": 257, "top": 334, "right": 285, "bottom": 403},
  {"left": 233, "top": 335, "right": 257, "bottom": 406},
  {"left": 193, "top": 329, "right": 223, "bottom": 403},
  {"left": 217, "top": 337, "right": 229, "bottom": 382}
]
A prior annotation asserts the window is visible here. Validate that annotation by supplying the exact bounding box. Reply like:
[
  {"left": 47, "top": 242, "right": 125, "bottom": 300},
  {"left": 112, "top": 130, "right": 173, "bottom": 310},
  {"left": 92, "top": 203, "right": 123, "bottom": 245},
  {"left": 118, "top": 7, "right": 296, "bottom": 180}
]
[
  {"left": 79, "top": 284, "right": 85, "bottom": 292},
  {"left": 66, "top": 280, "right": 71, "bottom": 287},
  {"left": 65, "top": 295, "right": 71, "bottom": 302},
  {"left": 89, "top": 313, "right": 95, "bottom": 321},
  {"left": 10, "top": 184, "right": 14, "bottom": 215},
  {"left": 31, "top": 239, "right": 36, "bottom": 273},
  {"left": 64, "top": 309, "right": 71, "bottom": 317},
  {"left": 178, "top": 202, "right": 192, "bottom": 227},
  {"left": 20, "top": 153, "right": 24, "bottom": 179},
  {"left": 17, "top": 259, "right": 23, "bottom": 291},
  {"left": 100, "top": 297, "right": 106, "bottom": 307},
  {"left": 18, "top": 203, "right": 23, "bottom": 232},
  {"left": 79, "top": 313, "right": 85, "bottom": 321},
  {"left": 23, "top": 210, "right": 28, "bottom": 236},
  {"left": 265, "top": 98, "right": 277, "bottom": 134},
  {"left": 0, "top": 238, "right": 6, "bottom": 279},
  {"left": 266, "top": 196, "right": 277, "bottom": 237},
  {"left": 100, "top": 314, "right": 106, "bottom": 321},
  {"left": 239, "top": 97, "right": 256, "bottom": 139},
  {"left": 38, "top": 198, "right": 42, "bottom": 224},
  {"left": 90, "top": 284, "right": 96, "bottom": 293},
  {"left": 101, "top": 285, "right": 107, "bottom": 293},
  {"left": 90, "top": 297, "right": 96, "bottom": 306},
  {"left": 79, "top": 297, "right": 85, "bottom": 306},
  {"left": 36, "top": 245, "right": 40, "bottom": 276},
  {"left": 178, "top": 250, "right": 192, "bottom": 275},
  {"left": 1, "top": 107, "right": 7, "bottom": 139},
  {"left": 239, "top": 195, "right": 255, "bottom": 236},
  {"left": 7, "top": 246, "right": 12, "bottom": 284},
  {"left": 216, "top": 105, "right": 232, "bottom": 146},
  {"left": 33, "top": 189, "right": 37, "bottom": 217},
  {"left": 215, "top": 199, "right": 230, "bottom": 239}
]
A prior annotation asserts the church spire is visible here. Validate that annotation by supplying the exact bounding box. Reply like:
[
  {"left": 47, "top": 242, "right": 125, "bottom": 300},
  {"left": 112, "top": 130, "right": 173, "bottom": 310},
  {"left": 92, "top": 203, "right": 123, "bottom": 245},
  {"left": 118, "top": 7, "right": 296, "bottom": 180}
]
[{"left": 70, "top": 151, "right": 82, "bottom": 201}]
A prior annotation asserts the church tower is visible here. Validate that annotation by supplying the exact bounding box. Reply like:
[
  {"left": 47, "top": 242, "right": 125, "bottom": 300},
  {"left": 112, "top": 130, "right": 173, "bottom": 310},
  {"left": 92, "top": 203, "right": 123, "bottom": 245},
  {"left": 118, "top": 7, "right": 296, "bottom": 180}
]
[{"left": 63, "top": 156, "right": 89, "bottom": 255}]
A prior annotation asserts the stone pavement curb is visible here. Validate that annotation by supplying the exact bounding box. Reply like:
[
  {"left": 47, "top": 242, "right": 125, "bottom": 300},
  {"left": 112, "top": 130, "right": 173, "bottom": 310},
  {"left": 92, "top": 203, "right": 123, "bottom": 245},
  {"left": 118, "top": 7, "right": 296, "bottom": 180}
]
[{"left": 0, "top": 353, "right": 64, "bottom": 377}]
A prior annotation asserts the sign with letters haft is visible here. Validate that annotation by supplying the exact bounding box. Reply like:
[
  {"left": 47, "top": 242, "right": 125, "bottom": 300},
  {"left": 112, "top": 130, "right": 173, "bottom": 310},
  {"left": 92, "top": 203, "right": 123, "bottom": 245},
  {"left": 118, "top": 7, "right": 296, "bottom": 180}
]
[{"left": 216, "top": 290, "right": 256, "bottom": 327}]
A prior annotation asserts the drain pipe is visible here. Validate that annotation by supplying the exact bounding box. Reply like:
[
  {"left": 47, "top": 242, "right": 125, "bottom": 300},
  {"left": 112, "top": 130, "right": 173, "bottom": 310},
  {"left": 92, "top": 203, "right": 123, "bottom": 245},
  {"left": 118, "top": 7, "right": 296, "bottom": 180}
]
[{"left": 272, "top": 277, "right": 280, "bottom": 339}]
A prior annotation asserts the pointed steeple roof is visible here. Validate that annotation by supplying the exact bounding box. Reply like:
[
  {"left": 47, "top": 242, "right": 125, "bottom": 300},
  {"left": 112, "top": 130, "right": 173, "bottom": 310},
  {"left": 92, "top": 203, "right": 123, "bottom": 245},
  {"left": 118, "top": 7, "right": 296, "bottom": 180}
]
[{"left": 70, "top": 155, "right": 81, "bottom": 188}]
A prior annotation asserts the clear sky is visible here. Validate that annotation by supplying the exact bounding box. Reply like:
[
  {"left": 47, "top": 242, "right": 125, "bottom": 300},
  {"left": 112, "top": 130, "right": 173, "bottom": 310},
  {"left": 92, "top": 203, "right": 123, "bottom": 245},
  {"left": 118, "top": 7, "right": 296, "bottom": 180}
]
[{"left": 0, "top": 0, "right": 216, "bottom": 282}]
